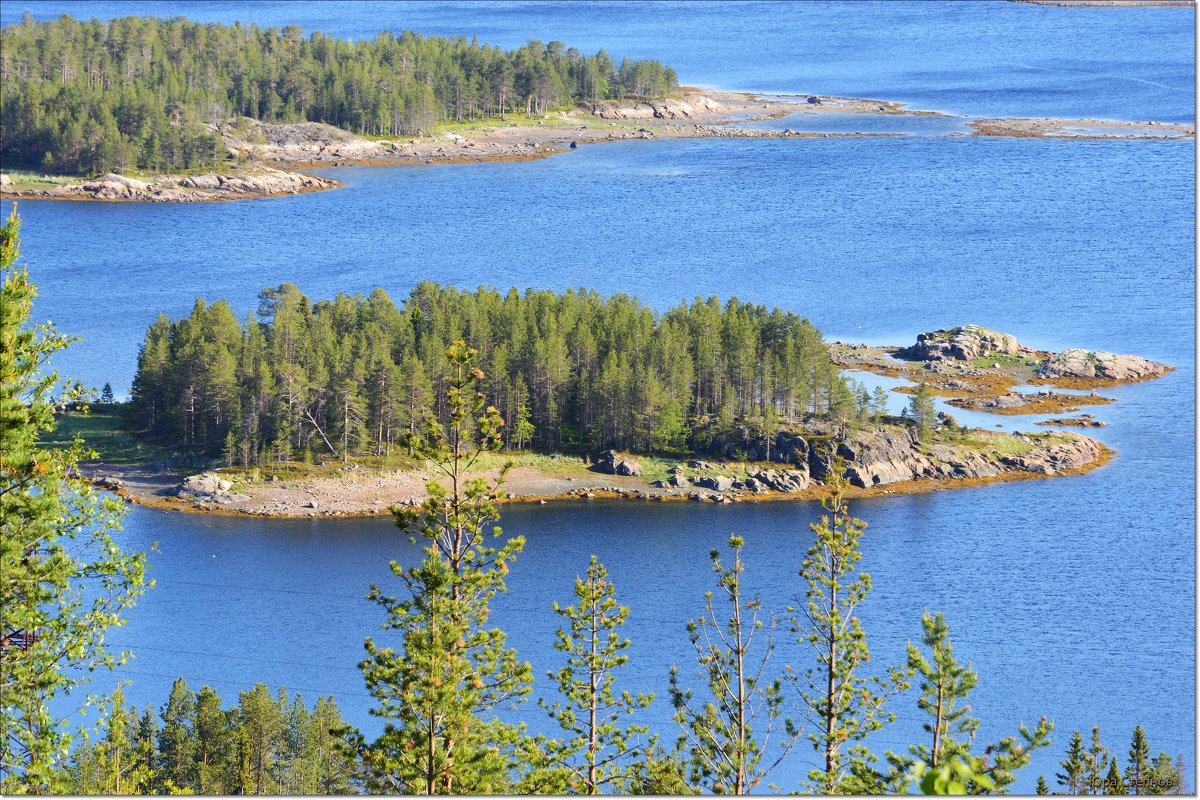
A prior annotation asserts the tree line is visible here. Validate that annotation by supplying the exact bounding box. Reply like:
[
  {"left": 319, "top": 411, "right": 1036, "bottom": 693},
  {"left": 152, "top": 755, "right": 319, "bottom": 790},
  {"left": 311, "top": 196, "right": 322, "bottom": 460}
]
[
  {"left": 130, "top": 282, "right": 842, "bottom": 465},
  {"left": 67, "top": 680, "right": 353, "bottom": 795},
  {"left": 1042, "top": 724, "right": 1185, "bottom": 795},
  {"left": 0, "top": 13, "right": 680, "bottom": 175}
]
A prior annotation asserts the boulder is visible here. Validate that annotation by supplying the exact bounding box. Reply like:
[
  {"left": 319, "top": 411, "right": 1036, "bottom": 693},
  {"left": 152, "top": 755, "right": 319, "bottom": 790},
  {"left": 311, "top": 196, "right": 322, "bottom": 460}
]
[
  {"left": 896, "top": 325, "right": 1033, "bottom": 363},
  {"left": 746, "top": 468, "right": 809, "bottom": 493},
  {"left": 694, "top": 475, "right": 734, "bottom": 492},
  {"left": 687, "top": 459, "right": 717, "bottom": 470},
  {"left": 1037, "top": 348, "right": 1171, "bottom": 382},
  {"left": 591, "top": 450, "right": 642, "bottom": 477}
]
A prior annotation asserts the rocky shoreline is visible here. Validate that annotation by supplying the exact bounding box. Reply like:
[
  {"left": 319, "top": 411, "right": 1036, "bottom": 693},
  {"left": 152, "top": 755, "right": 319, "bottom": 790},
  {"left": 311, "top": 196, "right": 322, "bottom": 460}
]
[
  {"left": 78, "top": 323, "right": 1164, "bottom": 519},
  {"left": 88, "top": 423, "right": 1111, "bottom": 519},
  {"left": 0, "top": 167, "right": 339, "bottom": 202},
  {"left": 3, "top": 89, "right": 1191, "bottom": 204}
]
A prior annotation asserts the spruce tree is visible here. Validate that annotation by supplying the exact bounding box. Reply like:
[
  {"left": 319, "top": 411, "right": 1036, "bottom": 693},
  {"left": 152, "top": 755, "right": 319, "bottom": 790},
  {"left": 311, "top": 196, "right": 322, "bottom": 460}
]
[
  {"left": 1104, "top": 755, "right": 1126, "bottom": 794},
  {"left": 0, "top": 207, "right": 150, "bottom": 792},
  {"left": 1058, "top": 730, "right": 1088, "bottom": 794},
  {"left": 1036, "top": 773, "right": 1050, "bottom": 794},
  {"left": 671, "top": 535, "right": 799, "bottom": 794},
  {"left": 530, "top": 556, "right": 653, "bottom": 793},
  {"left": 347, "top": 340, "right": 532, "bottom": 793},
  {"left": 791, "top": 465, "right": 910, "bottom": 793},
  {"left": 1125, "top": 725, "right": 1150, "bottom": 790},
  {"left": 155, "top": 678, "right": 197, "bottom": 792},
  {"left": 1086, "top": 726, "right": 1110, "bottom": 794}
]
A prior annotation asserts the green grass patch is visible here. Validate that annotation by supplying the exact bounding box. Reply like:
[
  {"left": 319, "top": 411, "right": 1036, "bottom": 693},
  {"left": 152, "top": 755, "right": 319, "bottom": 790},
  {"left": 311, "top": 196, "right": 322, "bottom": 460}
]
[
  {"left": 968, "top": 352, "right": 1038, "bottom": 369},
  {"left": 44, "top": 405, "right": 172, "bottom": 466},
  {"left": 4, "top": 171, "right": 79, "bottom": 189}
]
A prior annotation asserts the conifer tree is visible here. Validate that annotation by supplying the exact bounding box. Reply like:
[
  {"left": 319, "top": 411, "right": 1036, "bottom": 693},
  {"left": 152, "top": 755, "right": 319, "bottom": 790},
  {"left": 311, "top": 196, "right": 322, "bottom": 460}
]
[
  {"left": 1104, "top": 755, "right": 1126, "bottom": 794},
  {"left": 876, "top": 611, "right": 1052, "bottom": 793},
  {"left": 0, "top": 207, "right": 150, "bottom": 792},
  {"left": 531, "top": 556, "right": 653, "bottom": 794},
  {"left": 1125, "top": 725, "right": 1150, "bottom": 790},
  {"left": 791, "top": 465, "right": 910, "bottom": 793},
  {"left": 194, "top": 685, "right": 234, "bottom": 794},
  {"left": 1036, "top": 773, "right": 1050, "bottom": 794},
  {"left": 347, "top": 340, "right": 532, "bottom": 793},
  {"left": 1059, "top": 730, "right": 1088, "bottom": 794},
  {"left": 1086, "top": 726, "right": 1110, "bottom": 794},
  {"left": 155, "top": 677, "right": 197, "bottom": 792},
  {"left": 670, "top": 535, "right": 799, "bottom": 794},
  {"left": 68, "top": 683, "right": 153, "bottom": 794}
]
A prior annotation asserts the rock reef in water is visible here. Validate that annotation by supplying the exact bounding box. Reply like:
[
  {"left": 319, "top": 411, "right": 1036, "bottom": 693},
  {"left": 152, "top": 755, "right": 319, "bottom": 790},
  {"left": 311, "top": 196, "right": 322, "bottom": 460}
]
[
  {"left": 1, "top": 168, "right": 339, "bottom": 202},
  {"left": 895, "top": 325, "right": 1038, "bottom": 363},
  {"left": 896, "top": 325, "right": 1171, "bottom": 383},
  {"left": 1037, "top": 348, "right": 1170, "bottom": 382}
]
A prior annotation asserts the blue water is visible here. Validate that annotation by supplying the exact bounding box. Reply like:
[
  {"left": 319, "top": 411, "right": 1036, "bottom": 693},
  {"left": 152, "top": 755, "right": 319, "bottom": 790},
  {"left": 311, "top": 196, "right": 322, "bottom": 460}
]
[
  {"left": 3, "top": 1, "right": 1194, "bottom": 121},
  {"left": 2, "top": 1, "right": 1193, "bottom": 793}
]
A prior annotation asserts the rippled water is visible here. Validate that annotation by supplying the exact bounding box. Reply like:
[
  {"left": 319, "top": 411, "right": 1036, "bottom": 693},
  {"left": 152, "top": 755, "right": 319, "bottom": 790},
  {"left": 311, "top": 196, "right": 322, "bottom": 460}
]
[{"left": 3, "top": 0, "right": 1194, "bottom": 792}]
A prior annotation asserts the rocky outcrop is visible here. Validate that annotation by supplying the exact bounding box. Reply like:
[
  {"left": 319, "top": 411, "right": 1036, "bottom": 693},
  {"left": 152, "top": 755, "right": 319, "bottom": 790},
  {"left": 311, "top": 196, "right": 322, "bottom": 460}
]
[
  {"left": 896, "top": 325, "right": 1036, "bottom": 363},
  {"left": 744, "top": 467, "right": 809, "bottom": 493},
  {"left": 811, "top": 425, "right": 1101, "bottom": 488},
  {"left": 591, "top": 451, "right": 642, "bottom": 477},
  {"left": 214, "top": 118, "right": 393, "bottom": 162},
  {"left": 1037, "top": 348, "right": 1171, "bottom": 382},
  {"left": 589, "top": 95, "right": 727, "bottom": 120},
  {"left": 176, "top": 472, "right": 251, "bottom": 504},
  {"left": 2, "top": 167, "right": 338, "bottom": 203}
]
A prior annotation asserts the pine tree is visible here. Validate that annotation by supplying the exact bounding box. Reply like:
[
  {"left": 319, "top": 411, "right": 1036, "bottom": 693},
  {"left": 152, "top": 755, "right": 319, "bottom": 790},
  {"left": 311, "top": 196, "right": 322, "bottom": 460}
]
[
  {"left": 347, "top": 340, "right": 532, "bottom": 793},
  {"left": 792, "top": 465, "right": 910, "bottom": 793},
  {"left": 531, "top": 556, "right": 653, "bottom": 794},
  {"left": 1059, "top": 730, "right": 1088, "bottom": 794},
  {"left": 906, "top": 382, "right": 937, "bottom": 443},
  {"left": 100, "top": 382, "right": 115, "bottom": 403},
  {"left": 0, "top": 206, "right": 150, "bottom": 792},
  {"left": 877, "top": 611, "right": 1052, "bottom": 793},
  {"left": 1036, "top": 773, "right": 1050, "bottom": 794},
  {"left": 671, "top": 535, "right": 799, "bottom": 794}
]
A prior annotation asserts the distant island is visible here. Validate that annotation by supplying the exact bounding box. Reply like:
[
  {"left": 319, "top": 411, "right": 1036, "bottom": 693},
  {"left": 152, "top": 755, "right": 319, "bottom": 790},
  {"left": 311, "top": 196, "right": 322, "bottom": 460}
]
[
  {"left": 66, "top": 288, "right": 1174, "bottom": 518},
  {"left": 1, "top": 14, "right": 1193, "bottom": 203}
]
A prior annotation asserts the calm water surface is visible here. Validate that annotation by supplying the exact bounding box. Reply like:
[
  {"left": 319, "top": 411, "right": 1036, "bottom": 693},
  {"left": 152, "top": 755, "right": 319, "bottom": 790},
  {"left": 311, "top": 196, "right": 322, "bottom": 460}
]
[{"left": 2, "top": 1, "right": 1193, "bottom": 792}]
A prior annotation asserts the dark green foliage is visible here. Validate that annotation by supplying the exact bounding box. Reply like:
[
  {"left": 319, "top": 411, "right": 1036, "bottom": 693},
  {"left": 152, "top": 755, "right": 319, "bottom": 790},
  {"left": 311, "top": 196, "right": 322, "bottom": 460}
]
[
  {"left": 1, "top": 14, "right": 679, "bottom": 175},
  {"left": 68, "top": 680, "right": 351, "bottom": 795},
  {"left": 0, "top": 207, "right": 149, "bottom": 793},
  {"left": 904, "top": 382, "right": 937, "bottom": 442},
  {"left": 1036, "top": 773, "right": 1050, "bottom": 794},
  {"left": 131, "top": 283, "right": 837, "bottom": 462}
]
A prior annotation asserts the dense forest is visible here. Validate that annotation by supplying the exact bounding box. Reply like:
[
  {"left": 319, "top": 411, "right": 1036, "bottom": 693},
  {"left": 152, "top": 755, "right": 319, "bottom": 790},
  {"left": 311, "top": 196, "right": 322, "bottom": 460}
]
[
  {"left": 0, "top": 13, "right": 680, "bottom": 175},
  {"left": 68, "top": 681, "right": 352, "bottom": 795},
  {"left": 130, "top": 283, "right": 843, "bottom": 464}
]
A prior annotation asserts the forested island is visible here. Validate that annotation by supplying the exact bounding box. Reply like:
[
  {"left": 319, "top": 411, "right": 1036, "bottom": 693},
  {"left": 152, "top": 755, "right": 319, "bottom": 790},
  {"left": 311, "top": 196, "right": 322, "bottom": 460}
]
[
  {"left": 73, "top": 285, "right": 1147, "bottom": 518},
  {"left": 0, "top": 13, "right": 678, "bottom": 175}
]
